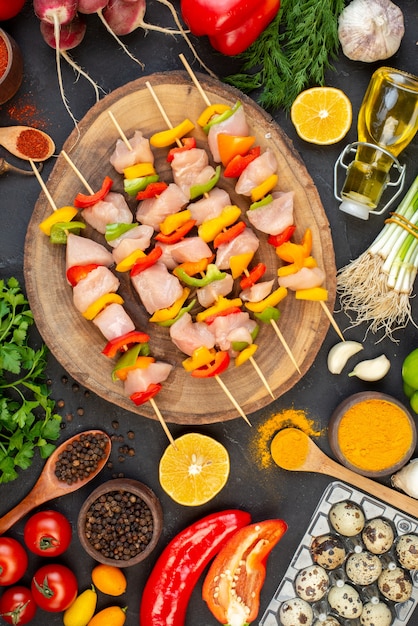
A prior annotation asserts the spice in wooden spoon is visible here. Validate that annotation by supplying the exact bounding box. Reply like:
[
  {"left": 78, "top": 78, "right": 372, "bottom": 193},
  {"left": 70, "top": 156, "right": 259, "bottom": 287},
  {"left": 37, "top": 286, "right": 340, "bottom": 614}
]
[
  {"left": 270, "top": 427, "right": 418, "bottom": 518},
  {"left": 0, "top": 125, "right": 55, "bottom": 161}
]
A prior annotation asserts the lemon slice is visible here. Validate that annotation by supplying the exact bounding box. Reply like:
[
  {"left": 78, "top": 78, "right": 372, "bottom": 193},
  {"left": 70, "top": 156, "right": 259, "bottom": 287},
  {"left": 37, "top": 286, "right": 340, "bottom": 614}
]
[
  {"left": 290, "top": 86, "right": 352, "bottom": 145},
  {"left": 159, "top": 433, "right": 230, "bottom": 506}
]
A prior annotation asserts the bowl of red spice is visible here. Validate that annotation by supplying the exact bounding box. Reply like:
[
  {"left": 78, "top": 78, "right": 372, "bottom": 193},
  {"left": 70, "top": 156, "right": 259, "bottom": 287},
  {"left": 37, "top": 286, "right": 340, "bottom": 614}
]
[
  {"left": 329, "top": 391, "right": 417, "bottom": 478},
  {"left": 0, "top": 29, "right": 23, "bottom": 105},
  {"left": 77, "top": 478, "right": 163, "bottom": 567}
]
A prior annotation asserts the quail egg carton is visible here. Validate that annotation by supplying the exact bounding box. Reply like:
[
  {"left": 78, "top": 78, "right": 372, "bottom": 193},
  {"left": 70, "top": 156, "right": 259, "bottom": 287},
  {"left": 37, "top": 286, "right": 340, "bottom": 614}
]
[{"left": 260, "top": 481, "right": 418, "bottom": 626}]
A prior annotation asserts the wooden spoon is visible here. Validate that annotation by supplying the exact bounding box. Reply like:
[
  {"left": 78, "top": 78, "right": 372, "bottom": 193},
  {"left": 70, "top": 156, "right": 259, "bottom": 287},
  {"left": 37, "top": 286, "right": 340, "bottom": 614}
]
[
  {"left": 271, "top": 428, "right": 418, "bottom": 519},
  {"left": 0, "top": 430, "right": 111, "bottom": 534},
  {"left": 0, "top": 126, "right": 55, "bottom": 161}
]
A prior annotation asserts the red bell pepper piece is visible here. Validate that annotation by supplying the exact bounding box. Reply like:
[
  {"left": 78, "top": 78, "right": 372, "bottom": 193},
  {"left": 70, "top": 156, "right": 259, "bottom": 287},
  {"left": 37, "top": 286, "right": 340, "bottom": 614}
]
[
  {"left": 130, "top": 246, "right": 163, "bottom": 277},
  {"left": 66, "top": 263, "right": 100, "bottom": 287},
  {"left": 136, "top": 181, "right": 168, "bottom": 200},
  {"left": 203, "top": 519, "right": 288, "bottom": 626},
  {"left": 102, "top": 330, "right": 150, "bottom": 358},
  {"left": 268, "top": 224, "right": 296, "bottom": 248},
  {"left": 224, "top": 146, "right": 261, "bottom": 178},
  {"left": 74, "top": 175, "right": 113, "bottom": 208},
  {"left": 204, "top": 306, "right": 242, "bottom": 325},
  {"left": 155, "top": 219, "right": 196, "bottom": 244},
  {"left": 130, "top": 382, "right": 162, "bottom": 406},
  {"left": 213, "top": 221, "right": 246, "bottom": 249},
  {"left": 140, "top": 510, "right": 251, "bottom": 626},
  {"left": 166, "top": 137, "right": 197, "bottom": 162},
  {"left": 191, "top": 350, "right": 230, "bottom": 378},
  {"left": 239, "top": 262, "right": 267, "bottom": 290}
]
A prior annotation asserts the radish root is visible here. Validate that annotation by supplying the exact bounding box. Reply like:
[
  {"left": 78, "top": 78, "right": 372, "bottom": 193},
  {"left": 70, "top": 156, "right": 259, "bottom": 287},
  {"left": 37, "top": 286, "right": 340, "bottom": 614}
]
[{"left": 96, "top": 8, "right": 145, "bottom": 69}]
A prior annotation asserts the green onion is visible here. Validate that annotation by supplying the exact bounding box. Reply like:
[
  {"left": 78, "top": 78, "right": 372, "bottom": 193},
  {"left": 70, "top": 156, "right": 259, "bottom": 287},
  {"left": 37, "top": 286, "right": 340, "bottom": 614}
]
[{"left": 337, "top": 175, "right": 418, "bottom": 340}]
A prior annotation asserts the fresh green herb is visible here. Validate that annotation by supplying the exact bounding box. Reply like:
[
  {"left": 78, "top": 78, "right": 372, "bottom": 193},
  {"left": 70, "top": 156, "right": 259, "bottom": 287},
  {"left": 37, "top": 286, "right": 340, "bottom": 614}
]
[
  {"left": 224, "top": 0, "right": 345, "bottom": 111},
  {"left": 0, "top": 277, "right": 61, "bottom": 483}
]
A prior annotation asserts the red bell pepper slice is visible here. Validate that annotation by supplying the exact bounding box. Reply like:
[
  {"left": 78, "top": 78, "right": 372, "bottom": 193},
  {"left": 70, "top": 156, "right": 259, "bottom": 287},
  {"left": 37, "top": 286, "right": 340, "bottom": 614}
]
[
  {"left": 191, "top": 351, "right": 230, "bottom": 378},
  {"left": 155, "top": 219, "right": 196, "bottom": 244},
  {"left": 66, "top": 263, "right": 100, "bottom": 287},
  {"left": 74, "top": 176, "right": 113, "bottom": 208},
  {"left": 213, "top": 221, "right": 246, "bottom": 249},
  {"left": 239, "top": 262, "right": 267, "bottom": 290},
  {"left": 224, "top": 146, "right": 261, "bottom": 178},
  {"left": 166, "top": 137, "right": 197, "bottom": 162},
  {"left": 268, "top": 224, "right": 296, "bottom": 248},
  {"left": 130, "top": 246, "right": 163, "bottom": 277},
  {"left": 204, "top": 306, "right": 242, "bottom": 325},
  {"left": 136, "top": 182, "right": 168, "bottom": 200},
  {"left": 202, "top": 518, "right": 288, "bottom": 626},
  {"left": 102, "top": 330, "right": 150, "bottom": 358},
  {"left": 130, "top": 382, "right": 162, "bottom": 406}
]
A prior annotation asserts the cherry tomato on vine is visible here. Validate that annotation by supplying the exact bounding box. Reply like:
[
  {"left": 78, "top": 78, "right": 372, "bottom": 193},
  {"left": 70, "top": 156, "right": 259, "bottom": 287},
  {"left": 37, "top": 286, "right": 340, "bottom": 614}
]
[
  {"left": 31, "top": 564, "right": 78, "bottom": 612},
  {"left": 0, "top": 586, "right": 37, "bottom": 625},
  {"left": 24, "top": 510, "right": 72, "bottom": 556},
  {"left": 0, "top": 0, "right": 26, "bottom": 21},
  {"left": 0, "top": 537, "right": 28, "bottom": 586}
]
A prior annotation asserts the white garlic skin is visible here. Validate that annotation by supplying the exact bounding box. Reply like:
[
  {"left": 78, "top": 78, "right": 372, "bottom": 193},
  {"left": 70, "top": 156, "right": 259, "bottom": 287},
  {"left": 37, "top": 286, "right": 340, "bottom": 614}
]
[
  {"left": 391, "top": 458, "right": 418, "bottom": 498},
  {"left": 338, "top": 0, "right": 405, "bottom": 63}
]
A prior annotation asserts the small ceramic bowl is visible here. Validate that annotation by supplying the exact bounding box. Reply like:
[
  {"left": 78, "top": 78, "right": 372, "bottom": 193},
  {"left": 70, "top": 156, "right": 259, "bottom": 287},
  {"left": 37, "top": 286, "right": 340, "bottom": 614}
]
[
  {"left": 329, "top": 391, "right": 416, "bottom": 479},
  {"left": 77, "top": 478, "right": 163, "bottom": 567},
  {"left": 0, "top": 29, "right": 23, "bottom": 105}
]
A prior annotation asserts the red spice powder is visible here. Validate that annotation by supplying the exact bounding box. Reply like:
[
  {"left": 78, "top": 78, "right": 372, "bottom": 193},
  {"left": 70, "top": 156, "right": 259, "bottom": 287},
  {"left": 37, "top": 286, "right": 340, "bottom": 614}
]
[
  {"left": 0, "top": 36, "right": 8, "bottom": 78},
  {"left": 7, "top": 99, "right": 47, "bottom": 130},
  {"left": 16, "top": 128, "right": 49, "bottom": 159}
]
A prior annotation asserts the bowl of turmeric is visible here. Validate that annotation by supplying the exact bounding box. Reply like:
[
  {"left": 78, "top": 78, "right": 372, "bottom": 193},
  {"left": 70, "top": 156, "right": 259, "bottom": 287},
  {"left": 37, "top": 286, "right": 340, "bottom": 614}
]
[
  {"left": 328, "top": 392, "right": 416, "bottom": 478},
  {"left": 0, "top": 29, "right": 23, "bottom": 105}
]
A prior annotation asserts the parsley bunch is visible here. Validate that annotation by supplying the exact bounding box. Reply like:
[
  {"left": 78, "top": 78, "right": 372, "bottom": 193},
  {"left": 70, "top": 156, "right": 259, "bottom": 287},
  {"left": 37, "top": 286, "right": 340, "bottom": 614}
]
[{"left": 0, "top": 277, "right": 61, "bottom": 483}]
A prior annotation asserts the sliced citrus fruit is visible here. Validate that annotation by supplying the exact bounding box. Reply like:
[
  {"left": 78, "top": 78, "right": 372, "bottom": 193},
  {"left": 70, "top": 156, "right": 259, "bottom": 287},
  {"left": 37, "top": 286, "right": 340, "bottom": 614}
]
[
  {"left": 159, "top": 432, "right": 230, "bottom": 506},
  {"left": 290, "top": 86, "right": 352, "bottom": 145}
]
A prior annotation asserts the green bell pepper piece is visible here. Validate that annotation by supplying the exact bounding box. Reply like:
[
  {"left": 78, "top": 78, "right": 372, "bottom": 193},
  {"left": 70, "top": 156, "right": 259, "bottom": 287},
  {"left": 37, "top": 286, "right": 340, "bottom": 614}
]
[
  {"left": 202, "top": 101, "right": 242, "bottom": 134},
  {"left": 50, "top": 221, "right": 86, "bottom": 244},
  {"left": 249, "top": 194, "right": 273, "bottom": 210},
  {"left": 105, "top": 222, "right": 137, "bottom": 242},
  {"left": 124, "top": 175, "right": 159, "bottom": 197},
  {"left": 190, "top": 166, "right": 221, "bottom": 200},
  {"left": 175, "top": 263, "right": 226, "bottom": 287},
  {"left": 111, "top": 342, "right": 151, "bottom": 381},
  {"left": 254, "top": 306, "right": 281, "bottom": 323}
]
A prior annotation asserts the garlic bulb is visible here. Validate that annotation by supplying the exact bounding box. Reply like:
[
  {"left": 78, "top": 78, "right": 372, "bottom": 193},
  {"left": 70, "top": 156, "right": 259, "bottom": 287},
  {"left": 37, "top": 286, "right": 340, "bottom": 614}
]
[
  {"left": 338, "top": 0, "right": 404, "bottom": 63},
  {"left": 392, "top": 458, "right": 418, "bottom": 499}
]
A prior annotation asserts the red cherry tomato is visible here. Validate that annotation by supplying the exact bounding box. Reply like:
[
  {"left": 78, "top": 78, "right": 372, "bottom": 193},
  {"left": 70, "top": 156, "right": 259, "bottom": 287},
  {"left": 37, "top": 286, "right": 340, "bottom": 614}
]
[
  {"left": 24, "top": 510, "right": 72, "bottom": 557},
  {"left": 0, "top": 0, "right": 26, "bottom": 21},
  {"left": 0, "top": 586, "right": 37, "bottom": 625},
  {"left": 31, "top": 564, "right": 78, "bottom": 612},
  {"left": 0, "top": 537, "right": 28, "bottom": 586}
]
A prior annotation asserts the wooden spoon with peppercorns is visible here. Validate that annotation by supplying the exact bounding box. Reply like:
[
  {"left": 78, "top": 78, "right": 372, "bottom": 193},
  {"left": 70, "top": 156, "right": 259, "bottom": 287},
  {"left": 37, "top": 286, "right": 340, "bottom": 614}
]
[
  {"left": 0, "top": 430, "right": 111, "bottom": 535},
  {"left": 0, "top": 125, "right": 55, "bottom": 161}
]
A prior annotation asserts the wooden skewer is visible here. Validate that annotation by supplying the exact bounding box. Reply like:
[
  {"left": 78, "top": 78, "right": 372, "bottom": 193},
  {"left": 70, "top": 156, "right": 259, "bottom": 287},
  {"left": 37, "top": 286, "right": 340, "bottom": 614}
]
[
  {"left": 108, "top": 110, "right": 133, "bottom": 151},
  {"left": 61, "top": 150, "right": 94, "bottom": 194},
  {"left": 30, "top": 160, "right": 58, "bottom": 211},
  {"left": 269, "top": 319, "right": 301, "bottom": 375},
  {"left": 249, "top": 356, "right": 274, "bottom": 399},
  {"left": 215, "top": 375, "right": 251, "bottom": 426},
  {"left": 150, "top": 398, "right": 177, "bottom": 448},
  {"left": 145, "top": 81, "right": 183, "bottom": 149},
  {"left": 319, "top": 300, "right": 345, "bottom": 342},
  {"left": 179, "top": 53, "right": 211, "bottom": 107}
]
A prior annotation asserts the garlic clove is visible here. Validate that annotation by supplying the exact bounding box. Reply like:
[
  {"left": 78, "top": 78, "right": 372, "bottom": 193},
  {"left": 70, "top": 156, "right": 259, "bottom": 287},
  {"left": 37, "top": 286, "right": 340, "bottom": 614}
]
[
  {"left": 327, "top": 341, "right": 364, "bottom": 374},
  {"left": 392, "top": 458, "right": 418, "bottom": 499},
  {"left": 348, "top": 354, "right": 391, "bottom": 381}
]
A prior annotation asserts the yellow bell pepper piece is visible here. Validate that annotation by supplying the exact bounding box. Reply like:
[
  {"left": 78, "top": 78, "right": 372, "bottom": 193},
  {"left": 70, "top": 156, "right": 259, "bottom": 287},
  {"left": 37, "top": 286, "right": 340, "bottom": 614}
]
[
  {"left": 250, "top": 174, "right": 278, "bottom": 203},
  {"left": 197, "top": 103, "right": 231, "bottom": 127},
  {"left": 196, "top": 296, "right": 243, "bottom": 322},
  {"left": 159, "top": 209, "right": 192, "bottom": 235},
  {"left": 230, "top": 252, "right": 254, "bottom": 279},
  {"left": 114, "top": 356, "right": 156, "bottom": 381},
  {"left": 182, "top": 346, "right": 217, "bottom": 372},
  {"left": 245, "top": 287, "right": 288, "bottom": 313},
  {"left": 235, "top": 343, "right": 258, "bottom": 367},
  {"left": 123, "top": 162, "right": 156, "bottom": 179},
  {"left": 115, "top": 249, "right": 146, "bottom": 272},
  {"left": 302, "top": 228, "right": 313, "bottom": 257},
  {"left": 295, "top": 287, "right": 328, "bottom": 301},
  {"left": 149, "top": 288, "right": 191, "bottom": 322},
  {"left": 39, "top": 206, "right": 79, "bottom": 236},
  {"left": 82, "top": 293, "right": 124, "bottom": 320},
  {"left": 150, "top": 119, "right": 195, "bottom": 148},
  {"left": 198, "top": 205, "right": 242, "bottom": 243},
  {"left": 277, "top": 256, "right": 317, "bottom": 277}
]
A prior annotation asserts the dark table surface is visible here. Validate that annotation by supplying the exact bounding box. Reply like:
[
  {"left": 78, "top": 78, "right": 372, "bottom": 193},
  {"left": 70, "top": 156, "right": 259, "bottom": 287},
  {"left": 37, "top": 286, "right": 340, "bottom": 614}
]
[{"left": 0, "top": 2, "right": 417, "bottom": 625}]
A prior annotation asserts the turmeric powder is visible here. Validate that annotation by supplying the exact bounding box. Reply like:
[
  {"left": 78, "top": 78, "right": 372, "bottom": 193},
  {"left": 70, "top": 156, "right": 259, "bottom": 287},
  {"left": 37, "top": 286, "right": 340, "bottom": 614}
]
[
  {"left": 270, "top": 428, "right": 310, "bottom": 470},
  {"left": 337, "top": 398, "right": 414, "bottom": 472}
]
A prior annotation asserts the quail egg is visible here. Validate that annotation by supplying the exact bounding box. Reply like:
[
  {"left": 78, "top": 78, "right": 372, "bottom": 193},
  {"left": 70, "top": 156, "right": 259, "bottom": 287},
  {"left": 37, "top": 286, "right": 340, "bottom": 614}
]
[
  {"left": 362, "top": 518, "right": 395, "bottom": 554},
  {"left": 345, "top": 551, "right": 382, "bottom": 586},
  {"left": 311, "top": 534, "right": 347, "bottom": 570},
  {"left": 377, "top": 566, "right": 413, "bottom": 602},
  {"left": 295, "top": 564, "right": 329, "bottom": 602},
  {"left": 329, "top": 501, "right": 365, "bottom": 537},
  {"left": 279, "top": 597, "right": 314, "bottom": 626},
  {"left": 313, "top": 617, "right": 340, "bottom": 626},
  {"left": 328, "top": 582, "right": 363, "bottom": 619},
  {"left": 396, "top": 533, "right": 418, "bottom": 569},
  {"left": 359, "top": 601, "right": 393, "bottom": 626}
]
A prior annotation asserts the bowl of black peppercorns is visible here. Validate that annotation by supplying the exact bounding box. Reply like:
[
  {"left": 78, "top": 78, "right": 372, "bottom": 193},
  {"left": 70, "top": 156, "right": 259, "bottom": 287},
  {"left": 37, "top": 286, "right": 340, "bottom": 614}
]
[{"left": 77, "top": 478, "right": 163, "bottom": 567}]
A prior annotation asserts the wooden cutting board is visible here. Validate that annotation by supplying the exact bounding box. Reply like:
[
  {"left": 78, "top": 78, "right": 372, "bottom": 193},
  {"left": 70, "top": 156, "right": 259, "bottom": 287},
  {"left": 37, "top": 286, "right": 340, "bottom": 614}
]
[{"left": 24, "top": 71, "right": 336, "bottom": 425}]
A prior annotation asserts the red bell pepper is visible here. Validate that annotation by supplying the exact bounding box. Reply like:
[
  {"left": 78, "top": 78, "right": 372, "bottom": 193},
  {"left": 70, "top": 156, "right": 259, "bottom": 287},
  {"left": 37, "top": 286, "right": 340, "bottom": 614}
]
[
  {"left": 181, "top": 0, "right": 280, "bottom": 56},
  {"left": 130, "top": 246, "right": 163, "bottom": 277},
  {"left": 239, "top": 262, "right": 267, "bottom": 290},
  {"left": 191, "top": 350, "right": 230, "bottom": 378},
  {"left": 66, "top": 263, "right": 100, "bottom": 287},
  {"left": 167, "top": 137, "right": 197, "bottom": 162},
  {"left": 139, "top": 510, "right": 251, "bottom": 626},
  {"left": 102, "top": 330, "right": 150, "bottom": 358},
  {"left": 155, "top": 219, "right": 196, "bottom": 244},
  {"left": 130, "top": 382, "right": 162, "bottom": 406},
  {"left": 268, "top": 224, "right": 296, "bottom": 248},
  {"left": 74, "top": 176, "right": 113, "bottom": 208},
  {"left": 213, "top": 221, "right": 246, "bottom": 248},
  {"left": 202, "top": 519, "right": 288, "bottom": 626},
  {"left": 224, "top": 146, "right": 261, "bottom": 178},
  {"left": 136, "top": 181, "right": 168, "bottom": 200},
  {"left": 204, "top": 306, "right": 242, "bottom": 325}
]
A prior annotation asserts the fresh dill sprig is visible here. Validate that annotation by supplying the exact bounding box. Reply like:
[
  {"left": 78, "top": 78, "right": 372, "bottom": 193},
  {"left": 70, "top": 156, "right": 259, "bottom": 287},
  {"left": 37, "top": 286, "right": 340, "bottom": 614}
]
[{"left": 224, "top": 0, "right": 345, "bottom": 112}]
